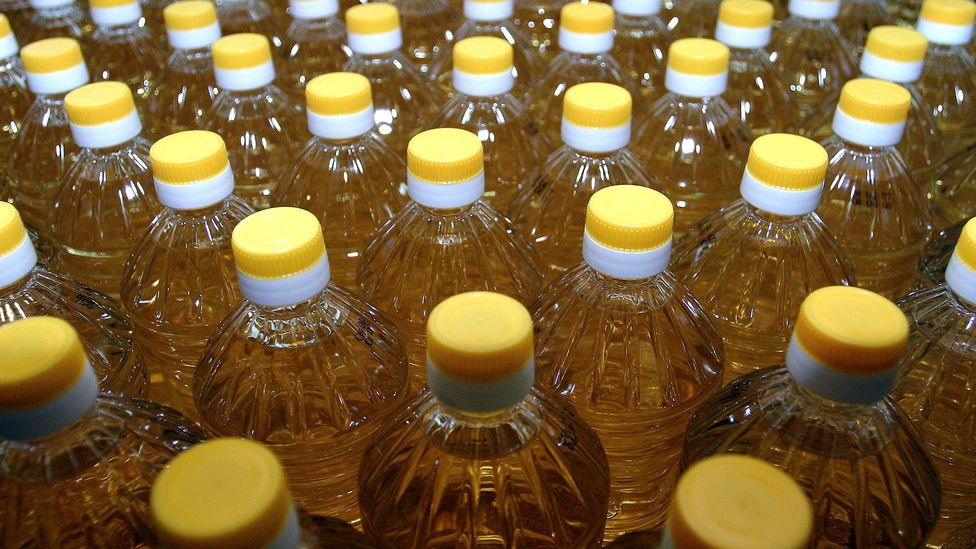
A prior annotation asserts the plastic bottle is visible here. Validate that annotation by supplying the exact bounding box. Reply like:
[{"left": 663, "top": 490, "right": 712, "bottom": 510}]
[
  {"left": 917, "top": 218, "right": 963, "bottom": 289},
  {"left": 86, "top": 0, "right": 166, "bottom": 104},
  {"left": 669, "top": 0, "right": 720, "bottom": 40},
  {"left": 22, "top": 0, "right": 91, "bottom": 45},
  {"left": 275, "top": 72, "right": 407, "bottom": 289},
  {"left": 214, "top": 0, "right": 281, "bottom": 51},
  {"left": 682, "top": 285, "right": 942, "bottom": 548},
  {"left": 1, "top": 0, "right": 31, "bottom": 31},
  {"left": 835, "top": 0, "right": 895, "bottom": 59},
  {"left": 0, "top": 316, "right": 204, "bottom": 546},
  {"left": 930, "top": 144, "right": 976, "bottom": 230},
  {"left": 358, "top": 128, "right": 542, "bottom": 386},
  {"left": 121, "top": 130, "right": 254, "bottom": 418},
  {"left": 0, "top": 14, "right": 30, "bottom": 199},
  {"left": 358, "top": 291, "right": 610, "bottom": 548},
  {"left": 510, "top": 82, "right": 658, "bottom": 279},
  {"left": 194, "top": 206, "right": 409, "bottom": 520},
  {"left": 611, "top": 0, "right": 670, "bottom": 101},
  {"left": 279, "top": 0, "right": 347, "bottom": 102},
  {"left": 816, "top": 78, "right": 932, "bottom": 299},
  {"left": 426, "top": 36, "right": 547, "bottom": 210},
  {"left": 0, "top": 202, "right": 146, "bottom": 396},
  {"left": 386, "top": 0, "right": 461, "bottom": 73},
  {"left": 51, "top": 81, "right": 160, "bottom": 297},
  {"left": 532, "top": 184, "right": 723, "bottom": 538},
  {"left": 945, "top": 523, "right": 976, "bottom": 549},
  {"left": 634, "top": 38, "right": 750, "bottom": 234},
  {"left": 512, "top": 0, "right": 570, "bottom": 60},
  {"left": 202, "top": 33, "right": 306, "bottom": 209},
  {"left": 671, "top": 133, "right": 855, "bottom": 381}
]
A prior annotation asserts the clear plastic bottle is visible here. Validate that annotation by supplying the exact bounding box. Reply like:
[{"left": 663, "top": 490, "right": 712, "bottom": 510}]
[
  {"left": 194, "top": 206, "right": 409, "bottom": 521},
  {"left": 275, "top": 72, "right": 407, "bottom": 289},
  {"left": 611, "top": 0, "right": 670, "bottom": 102},
  {"left": 682, "top": 286, "right": 942, "bottom": 548},
  {"left": 121, "top": 130, "right": 254, "bottom": 419},
  {"left": 532, "top": 185, "right": 723, "bottom": 538},
  {"left": 945, "top": 522, "right": 976, "bottom": 549},
  {"left": 86, "top": 0, "right": 166, "bottom": 104},
  {"left": 358, "top": 128, "right": 543, "bottom": 386},
  {"left": 279, "top": 0, "right": 347, "bottom": 102},
  {"left": 426, "top": 36, "right": 547, "bottom": 211},
  {"left": 214, "top": 0, "right": 282, "bottom": 51},
  {"left": 141, "top": 0, "right": 175, "bottom": 42},
  {"left": 146, "top": 0, "right": 222, "bottom": 140},
  {"left": 917, "top": 218, "right": 963, "bottom": 289},
  {"left": 512, "top": 0, "right": 569, "bottom": 60},
  {"left": 202, "top": 33, "right": 306, "bottom": 209},
  {"left": 1, "top": 0, "right": 31, "bottom": 30},
  {"left": 0, "top": 15, "right": 30, "bottom": 199},
  {"left": 510, "top": 82, "right": 658, "bottom": 279},
  {"left": 22, "top": 0, "right": 91, "bottom": 45},
  {"left": 52, "top": 81, "right": 161, "bottom": 297},
  {"left": 8, "top": 38, "right": 88, "bottom": 232},
  {"left": 524, "top": 1, "right": 641, "bottom": 146},
  {"left": 930, "top": 144, "right": 976, "bottom": 230},
  {"left": 669, "top": 0, "right": 720, "bottom": 40},
  {"left": 714, "top": 0, "right": 792, "bottom": 139},
  {"left": 634, "top": 38, "right": 750, "bottom": 234},
  {"left": 671, "top": 134, "right": 855, "bottom": 381},
  {"left": 0, "top": 316, "right": 204, "bottom": 547},
  {"left": 816, "top": 78, "right": 932, "bottom": 299},
  {"left": 0, "top": 202, "right": 147, "bottom": 397},
  {"left": 387, "top": 0, "right": 461, "bottom": 73},
  {"left": 342, "top": 3, "right": 445, "bottom": 155},
  {"left": 358, "top": 291, "right": 610, "bottom": 548},
  {"left": 835, "top": 0, "right": 895, "bottom": 59}
]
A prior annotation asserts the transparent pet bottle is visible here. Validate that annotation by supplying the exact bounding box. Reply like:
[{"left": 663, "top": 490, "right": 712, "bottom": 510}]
[
  {"left": 0, "top": 316, "right": 204, "bottom": 547},
  {"left": 634, "top": 38, "right": 750, "bottom": 234},
  {"left": 671, "top": 134, "right": 855, "bottom": 381},
  {"left": 22, "top": 0, "right": 91, "bottom": 46},
  {"left": 524, "top": 1, "right": 641, "bottom": 146},
  {"left": 0, "top": 15, "right": 30, "bottom": 198},
  {"left": 279, "top": 0, "right": 347, "bottom": 102},
  {"left": 917, "top": 217, "right": 964, "bottom": 289},
  {"left": 86, "top": 0, "right": 166, "bottom": 104},
  {"left": 532, "top": 185, "right": 723, "bottom": 538},
  {"left": 358, "top": 291, "right": 610, "bottom": 548},
  {"left": 426, "top": 36, "right": 548, "bottom": 210},
  {"left": 682, "top": 286, "right": 942, "bottom": 548},
  {"left": 214, "top": 0, "right": 281, "bottom": 51},
  {"left": 202, "top": 33, "right": 307, "bottom": 209},
  {"left": 121, "top": 130, "right": 254, "bottom": 418},
  {"left": 512, "top": 0, "right": 570, "bottom": 60},
  {"left": 816, "top": 78, "right": 932, "bottom": 299},
  {"left": 945, "top": 523, "right": 976, "bottom": 549},
  {"left": 510, "top": 82, "right": 658, "bottom": 280},
  {"left": 342, "top": 3, "right": 445, "bottom": 155},
  {"left": 51, "top": 81, "right": 161, "bottom": 297},
  {"left": 835, "top": 0, "right": 895, "bottom": 59},
  {"left": 1, "top": 0, "right": 31, "bottom": 30},
  {"left": 386, "top": 0, "right": 461, "bottom": 73},
  {"left": 611, "top": 0, "right": 670, "bottom": 102},
  {"left": 669, "top": 0, "right": 720, "bottom": 40},
  {"left": 275, "top": 72, "right": 407, "bottom": 289},
  {"left": 930, "top": 144, "right": 976, "bottom": 230},
  {"left": 358, "top": 128, "right": 543, "bottom": 386},
  {"left": 0, "top": 202, "right": 147, "bottom": 397},
  {"left": 193, "top": 207, "right": 410, "bottom": 521}
]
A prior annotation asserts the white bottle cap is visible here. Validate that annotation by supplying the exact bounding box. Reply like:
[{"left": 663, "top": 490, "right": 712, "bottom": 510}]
[
  {"left": 0, "top": 203, "right": 39, "bottom": 289},
  {"left": 164, "top": 1, "right": 223, "bottom": 50},
  {"left": 916, "top": 0, "right": 975, "bottom": 46},
  {"left": 29, "top": 0, "right": 74, "bottom": 9},
  {"left": 464, "top": 0, "right": 514, "bottom": 21},
  {"left": 65, "top": 82, "right": 143, "bottom": 149},
  {"left": 561, "top": 82, "right": 632, "bottom": 153},
  {"left": 715, "top": 0, "right": 774, "bottom": 49},
  {"left": 830, "top": 78, "right": 910, "bottom": 148},
  {"left": 289, "top": 0, "right": 338, "bottom": 20},
  {"left": 558, "top": 2, "right": 615, "bottom": 54},
  {"left": 859, "top": 26, "right": 928, "bottom": 84},
  {"left": 89, "top": 0, "right": 142, "bottom": 26},
  {"left": 612, "top": 0, "right": 661, "bottom": 17},
  {"left": 452, "top": 36, "right": 515, "bottom": 97},
  {"left": 739, "top": 134, "right": 828, "bottom": 216},
  {"left": 665, "top": 38, "right": 729, "bottom": 97},
  {"left": 305, "top": 72, "right": 376, "bottom": 139},
  {"left": 945, "top": 218, "right": 976, "bottom": 305},
  {"left": 407, "top": 129, "right": 486, "bottom": 209},
  {"left": 212, "top": 33, "right": 276, "bottom": 91},
  {"left": 788, "top": 0, "right": 840, "bottom": 20},
  {"left": 346, "top": 3, "right": 403, "bottom": 55},
  {"left": 20, "top": 38, "right": 90, "bottom": 95},
  {"left": 582, "top": 185, "right": 674, "bottom": 279},
  {"left": 151, "top": 131, "right": 238, "bottom": 210}
]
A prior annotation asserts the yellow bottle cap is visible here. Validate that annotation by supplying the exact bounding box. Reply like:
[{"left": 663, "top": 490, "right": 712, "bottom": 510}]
[
  {"left": 212, "top": 33, "right": 272, "bottom": 70},
  {"left": 407, "top": 128, "right": 484, "bottom": 184},
  {"left": 746, "top": 134, "right": 828, "bottom": 191},
  {"left": 232, "top": 207, "right": 327, "bottom": 280},
  {"left": 0, "top": 317, "right": 87, "bottom": 411},
  {"left": 670, "top": 455, "right": 813, "bottom": 549},
  {"left": 864, "top": 26, "right": 928, "bottom": 62},
  {"left": 0, "top": 14, "right": 11, "bottom": 38},
  {"left": 563, "top": 82, "right": 632, "bottom": 128},
  {"left": 668, "top": 38, "right": 730, "bottom": 76},
  {"left": 20, "top": 37, "right": 84, "bottom": 74},
  {"left": 151, "top": 438, "right": 291, "bottom": 549},
  {"left": 346, "top": 2, "right": 400, "bottom": 35},
  {"left": 920, "top": 0, "right": 976, "bottom": 25},
  {"left": 305, "top": 72, "right": 372, "bottom": 116},
  {"left": 837, "top": 78, "right": 911, "bottom": 124},
  {"left": 427, "top": 292, "right": 534, "bottom": 383},
  {"left": 953, "top": 217, "right": 976, "bottom": 271},
  {"left": 0, "top": 202, "right": 28, "bottom": 257},
  {"left": 454, "top": 36, "right": 513, "bottom": 75},
  {"left": 90, "top": 0, "right": 137, "bottom": 8},
  {"left": 150, "top": 130, "right": 229, "bottom": 184},
  {"left": 718, "top": 0, "right": 774, "bottom": 28},
  {"left": 64, "top": 81, "right": 136, "bottom": 126},
  {"left": 586, "top": 185, "right": 673, "bottom": 251},
  {"left": 794, "top": 286, "right": 908, "bottom": 375},
  {"left": 560, "top": 1, "right": 615, "bottom": 34},
  {"left": 164, "top": 0, "right": 218, "bottom": 31}
]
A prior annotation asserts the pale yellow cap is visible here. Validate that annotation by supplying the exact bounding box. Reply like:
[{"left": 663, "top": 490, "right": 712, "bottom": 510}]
[
  {"left": 0, "top": 14, "right": 11, "bottom": 38},
  {"left": 454, "top": 36, "right": 513, "bottom": 75},
  {"left": 212, "top": 33, "right": 271, "bottom": 70},
  {"left": 585, "top": 185, "right": 673, "bottom": 251},
  {"left": 232, "top": 207, "right": 327, "bottom": 280},
  {"left": 837, "top": 78, "right": 911, "bottom": 124},
  {"left": 953, "top": 217, "right": 976, "bottom": 271},
  {"left": 20, "top": 37, "right": 84, "bottom": 74},
  {"left": 346, "top": 2, "right": 400, "bottom": 35},
  {"left": 718, "top": 0, "right": 774, "bottom": 28},
  {"left": 427, "top": 292, "right": 533, "bottom": 383},
  {"left": 408, "top": 128, "right": 484, "bottom": 184},
  {"left": 150, "top": 131, "right": 230, "bottom": 184},
  {"left": 670, "top": 455, "right": 813, "bottom": 549},
  {"left": 747, "top": 134, "right": 828, "bottom": 191},
  {"left": 563, "top": 82, "right": 631, "bottom": 128},
  {"left": 151, "top": 438, "right": 291, "bottom": 549},
  {"left": 0, "top": 317, "right": 87, "bottom": 411},
  {"left": 668, "top": 38, "right": 730, "bottom": 76},
  {"left": 65, "top": 81, "right": 136, "bottom": 126},
  {"left": 865, "top": 26, "right": 928, "bottom": 62},
  {"left": 305, "top": 72, "right": 372, "bottom": 116},
  {"left": 794, "top": 286, "right": 908, "bottom": 375},
  {"left": 0, "top": 202, "right": 28, "bottom": 257},
  {"left": 90, "top": 0, "right": 137, "bottom": 8},
  {"left": 164, "top": 1, "right": 218, "bottom": 31},
  {"left": 920, "top": 0, "right": 976, "bottom": 25},
  {"left": 560, "top": 1, "right": 614, "bottom": 34}
]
